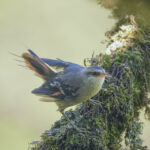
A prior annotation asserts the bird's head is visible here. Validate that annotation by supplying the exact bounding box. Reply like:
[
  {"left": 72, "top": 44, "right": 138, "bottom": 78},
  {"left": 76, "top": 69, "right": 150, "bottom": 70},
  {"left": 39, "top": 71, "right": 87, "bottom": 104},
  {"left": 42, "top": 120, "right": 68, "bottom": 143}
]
[{"left": 85, "top": 66, "right": 111, "bottom": 78}]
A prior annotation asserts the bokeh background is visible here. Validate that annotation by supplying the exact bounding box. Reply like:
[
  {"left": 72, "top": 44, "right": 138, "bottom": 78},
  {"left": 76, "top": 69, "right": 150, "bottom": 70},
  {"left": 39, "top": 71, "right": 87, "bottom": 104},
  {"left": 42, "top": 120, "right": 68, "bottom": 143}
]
[{"left": 0, "top": 0, "right": 149, "bottom": 150}]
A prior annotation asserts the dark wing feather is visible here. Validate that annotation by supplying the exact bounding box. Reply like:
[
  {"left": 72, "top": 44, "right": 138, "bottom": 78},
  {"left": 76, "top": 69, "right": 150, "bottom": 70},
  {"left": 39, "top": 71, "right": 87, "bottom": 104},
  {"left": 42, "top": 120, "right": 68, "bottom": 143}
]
[
  {"left": 41, "top": 59, "right": 69, "bottom": 68},
  {"left": 41, "top": 58, "right": 84, "bottom": 72}
]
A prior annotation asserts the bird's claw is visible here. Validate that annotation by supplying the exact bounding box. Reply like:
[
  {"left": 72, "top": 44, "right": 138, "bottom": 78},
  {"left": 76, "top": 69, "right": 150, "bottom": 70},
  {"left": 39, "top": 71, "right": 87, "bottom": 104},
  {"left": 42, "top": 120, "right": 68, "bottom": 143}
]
[
  {"left": 65, "top": 118, "right": 90, "bottom": 134},
  {"left": 89, "top": 99, "right": 102, "bottom": 107},
  {"left": 75, "top": 127, "right": 91, "bottom": 134},
  {"left": 61, "top": 111, "right": 90, "bottom": 134}
]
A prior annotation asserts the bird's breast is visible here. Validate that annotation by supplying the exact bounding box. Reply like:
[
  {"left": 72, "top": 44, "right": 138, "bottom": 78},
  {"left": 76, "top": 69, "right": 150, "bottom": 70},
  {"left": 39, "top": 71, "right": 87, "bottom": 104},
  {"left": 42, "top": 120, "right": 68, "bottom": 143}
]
[{"left": 77, "top": 77, "right": 105, "bottom": 101}]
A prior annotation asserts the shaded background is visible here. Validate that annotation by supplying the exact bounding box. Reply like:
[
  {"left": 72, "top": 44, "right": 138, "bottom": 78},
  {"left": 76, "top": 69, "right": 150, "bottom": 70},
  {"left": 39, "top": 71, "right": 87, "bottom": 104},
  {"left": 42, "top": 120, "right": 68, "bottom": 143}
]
[{"left": 0, "top": 0, "right": 149, "bottom": 149}]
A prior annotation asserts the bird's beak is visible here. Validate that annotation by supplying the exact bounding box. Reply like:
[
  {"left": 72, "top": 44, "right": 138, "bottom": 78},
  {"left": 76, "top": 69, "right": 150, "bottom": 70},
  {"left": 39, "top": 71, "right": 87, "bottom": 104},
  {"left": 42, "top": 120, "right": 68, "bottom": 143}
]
[{"left": 100, "top": 73, "right": 112, "bottom": 78}]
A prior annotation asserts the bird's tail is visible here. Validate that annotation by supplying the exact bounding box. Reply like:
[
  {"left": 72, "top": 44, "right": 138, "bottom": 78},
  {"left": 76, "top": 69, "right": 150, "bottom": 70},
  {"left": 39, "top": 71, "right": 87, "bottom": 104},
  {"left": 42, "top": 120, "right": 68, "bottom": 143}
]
[{"left": 22, "top": 49, "right": 56, "bottom": 80}]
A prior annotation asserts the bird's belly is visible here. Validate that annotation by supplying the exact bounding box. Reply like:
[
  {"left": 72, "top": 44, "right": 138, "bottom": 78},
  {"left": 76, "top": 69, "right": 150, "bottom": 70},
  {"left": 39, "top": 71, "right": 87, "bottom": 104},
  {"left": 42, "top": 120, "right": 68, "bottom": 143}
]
[
  {"left": 80, "top": 84, "right": 100, "bottom": 101},
  {"left": 76, "top": 77, "right": 103, "bottom": 102}
]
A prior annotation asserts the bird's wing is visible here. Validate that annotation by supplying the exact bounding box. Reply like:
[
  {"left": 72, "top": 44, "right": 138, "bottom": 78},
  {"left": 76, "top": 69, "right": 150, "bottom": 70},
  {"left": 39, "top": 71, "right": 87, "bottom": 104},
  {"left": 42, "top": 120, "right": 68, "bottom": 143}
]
[
  {"left": 50, "top": 78, "right": 80, "bottom": 99},
  {"left": 22, "top": 49, "right": 56, "bottom": 80},
  {"left": 32, "top": 76, "right": 81, "bottom": 100},
  {"left": 41, "top": 58, "right": 69, "bottom": 68},
  {"left": 22, "top": 49, "right": 84, "bottom": 79},
  {"left": 41, "top": 58, "right": 84, "bottom": 72}
]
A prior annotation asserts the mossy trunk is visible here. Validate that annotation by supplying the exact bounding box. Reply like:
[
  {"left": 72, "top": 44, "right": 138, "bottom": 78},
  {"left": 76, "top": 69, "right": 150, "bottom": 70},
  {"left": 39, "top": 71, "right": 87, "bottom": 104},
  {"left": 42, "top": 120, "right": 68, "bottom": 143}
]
[{"left": 30, "top": 1, "right": 150, "bottom": 150}]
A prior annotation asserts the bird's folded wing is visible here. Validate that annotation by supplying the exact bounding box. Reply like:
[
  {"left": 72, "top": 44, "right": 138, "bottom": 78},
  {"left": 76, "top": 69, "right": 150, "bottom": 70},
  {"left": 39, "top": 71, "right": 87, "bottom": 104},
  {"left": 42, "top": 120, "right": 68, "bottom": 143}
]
[
  {"left": 49, "top": 79, "right": 79, "bottom": 100},
  {"left": 33, "top": 77, "right": 80, "bottom": 100}
]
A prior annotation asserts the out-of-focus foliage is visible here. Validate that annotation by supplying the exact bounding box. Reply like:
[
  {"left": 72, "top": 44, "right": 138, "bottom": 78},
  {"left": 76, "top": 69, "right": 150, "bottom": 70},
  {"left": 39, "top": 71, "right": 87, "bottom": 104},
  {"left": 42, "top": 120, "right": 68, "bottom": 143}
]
[
  {"left": 98, "top": 0, "right": 150, "bottom": 28},
  {"left": 31, "top": 15, "right": 150, "bottom": 150}
]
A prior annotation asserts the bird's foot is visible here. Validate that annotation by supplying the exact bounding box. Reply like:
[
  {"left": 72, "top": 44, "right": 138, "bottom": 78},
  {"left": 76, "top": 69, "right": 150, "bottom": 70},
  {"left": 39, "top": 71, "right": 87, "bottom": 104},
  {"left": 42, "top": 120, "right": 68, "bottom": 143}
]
[
  {"left": 88, "top": 99, "right": 102, "bottom": 107},
  {"left": 70, "top": 124, "right": 90, "bottom": 134},
  {"left": 61, "top": 111, "right": 90, "bottom": 134}
]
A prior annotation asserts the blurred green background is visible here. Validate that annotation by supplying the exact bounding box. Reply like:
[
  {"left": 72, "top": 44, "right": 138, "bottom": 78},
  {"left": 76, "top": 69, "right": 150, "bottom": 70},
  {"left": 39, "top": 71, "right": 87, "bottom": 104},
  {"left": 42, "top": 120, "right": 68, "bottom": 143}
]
[{"left": 0, "top": 0, "right": 149, "bottom": 150}]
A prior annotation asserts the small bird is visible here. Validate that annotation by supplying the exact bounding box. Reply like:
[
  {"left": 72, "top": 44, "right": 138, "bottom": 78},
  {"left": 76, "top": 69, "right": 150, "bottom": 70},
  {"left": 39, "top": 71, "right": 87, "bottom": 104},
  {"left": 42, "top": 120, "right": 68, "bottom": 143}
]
[{"left": 22, "top": 50, "right": 111, "bottom": 131}]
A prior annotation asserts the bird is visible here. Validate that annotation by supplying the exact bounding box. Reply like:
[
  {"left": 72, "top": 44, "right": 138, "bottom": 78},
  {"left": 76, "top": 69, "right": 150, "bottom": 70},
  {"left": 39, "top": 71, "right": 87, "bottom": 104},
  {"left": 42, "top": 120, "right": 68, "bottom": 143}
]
[{"left": 21, "top": 49, "right": 111, "bottom": 131}]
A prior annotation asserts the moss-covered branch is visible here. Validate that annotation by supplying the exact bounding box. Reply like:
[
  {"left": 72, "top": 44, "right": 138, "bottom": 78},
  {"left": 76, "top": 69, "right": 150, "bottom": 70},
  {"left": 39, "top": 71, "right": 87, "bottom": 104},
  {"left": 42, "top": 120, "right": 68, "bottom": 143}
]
[{"left": 30, "top": 1, "right": 150, "bottom": 149}]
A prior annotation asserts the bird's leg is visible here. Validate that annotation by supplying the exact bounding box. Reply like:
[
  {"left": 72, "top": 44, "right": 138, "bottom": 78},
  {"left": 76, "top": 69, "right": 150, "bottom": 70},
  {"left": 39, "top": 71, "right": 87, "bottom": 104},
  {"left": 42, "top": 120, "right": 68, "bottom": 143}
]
[
  {"left": 61, "top": 110, "right": 78, "bottom": 129},
  {"left": 88, "top": 99, "right": 102, "bottom": 107},
  {"left": 60, "top": 110, "right": 90, "bottom": 133}
]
